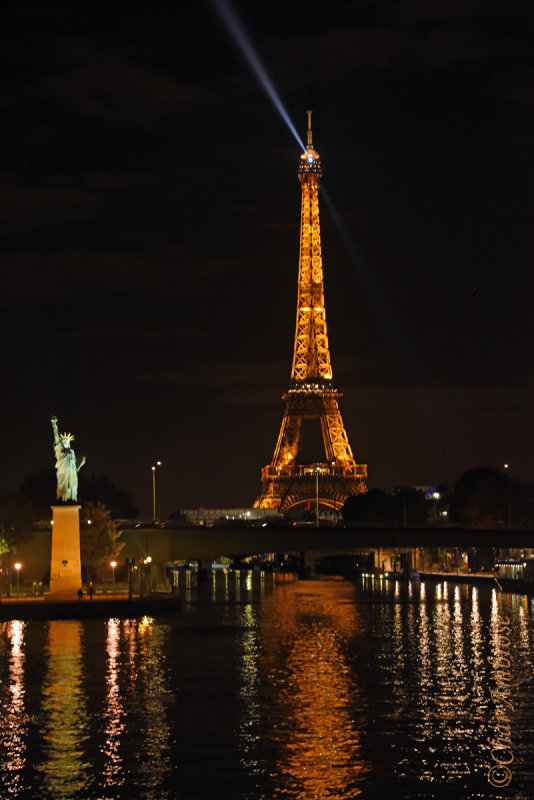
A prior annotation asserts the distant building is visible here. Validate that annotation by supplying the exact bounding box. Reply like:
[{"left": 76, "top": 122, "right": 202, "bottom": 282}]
[{"left": 180, "top": 507, "right": 280, "bottom": 527}]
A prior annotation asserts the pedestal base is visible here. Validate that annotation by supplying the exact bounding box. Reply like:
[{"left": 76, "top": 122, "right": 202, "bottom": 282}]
[{"left": 50, "top": 505, "right": 82, "bottom": 600}]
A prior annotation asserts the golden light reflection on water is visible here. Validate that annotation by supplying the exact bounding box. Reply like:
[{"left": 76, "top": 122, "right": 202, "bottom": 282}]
[
  {"left": 0, "top": 620, "right": 27, "bottom": 796},
  {"left": 452, "top": 585, "right": 466, "bottom": 684},
  {"left": 2, "top": 573, "right": 534, "bottom": 798},
  {"left": 469, "top": 587, "right": 485, "bottom": 710},
  {"left": 259, "top": 581, "right": 370, "bottom": 799},
  {"left": 239, "top": 604, "right": 260, "bottom": 771},
  {"left": 434, "top": 584, "right": 453, "bottom": 721},
  {"left": 392, "top": 602, "right": 405, "bottom": 674},
  {"left": 416, "top": 596, "right": 432, "bottom": 740},
  {"left": 136, "top": 617, "right": 172, "bottom": 797},
  {"left": 38, "top": 620, "right": 89, "bottom": 799},
  {"left": 101, "top": 618, "right": 126, "bottom": 793}
]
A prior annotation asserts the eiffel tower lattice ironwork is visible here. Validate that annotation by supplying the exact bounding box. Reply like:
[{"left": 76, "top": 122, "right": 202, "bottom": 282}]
[{"left": 254, "top": 112, "right": 367, "bottom": 513}]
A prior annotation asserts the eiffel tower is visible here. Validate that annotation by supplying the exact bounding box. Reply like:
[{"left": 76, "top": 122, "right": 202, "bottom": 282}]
[{"left": 254, "top": 112, "right": 367, "bottom": 513}]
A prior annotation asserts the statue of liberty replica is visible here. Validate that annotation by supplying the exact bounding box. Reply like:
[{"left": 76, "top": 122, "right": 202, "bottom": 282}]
[
  {"left": 49, "top": 415, "right": 86, "bottom": 598},
  {"left": 51, "top": 415, "right": 86, "bottom": 502}
]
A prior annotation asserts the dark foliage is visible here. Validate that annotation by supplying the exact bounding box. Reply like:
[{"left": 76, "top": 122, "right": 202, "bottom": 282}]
[
  {"left": 450, "top": 467, "right": 534, "bottom": 528},
  {"left": 0, "top": 489, "right": 35, "bottom": 551},
  {"left": 19, "top": 470, "right": 138, "bottom": 518},
  {"left": 342, "top": 487, "right": 427, "bottom": 526}
]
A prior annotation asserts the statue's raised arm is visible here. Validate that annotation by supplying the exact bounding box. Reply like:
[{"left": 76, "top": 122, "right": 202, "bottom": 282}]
[
  {"left": 51, "top": 415, "right": 60, "bottom": 445},
  {"left": 51, "top": 415, "right": 85, "bottom": 503}
]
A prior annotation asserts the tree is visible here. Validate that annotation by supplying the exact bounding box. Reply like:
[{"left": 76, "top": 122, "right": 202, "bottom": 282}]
[
  {"left": 20, "top": 470, "right": 138, "bottom": 518},
  {"left": 0, "top": 489, "right": 35, "bottom": 554},
  {"left": 342, "top": 487, "right": 428, "bottom": 526},
  {"left": 342, "top": 489, "right": 391, "bottom": 525},
  {"left": 18, "top": 469, "right": 56, "bottom": 518},
  {"left": 450, "top": 467, "right": 534, "bottom": 528},
  {"left": 0, "top": 489, "right": 35, "bottom": 596},
  {"left": 80, "top": 501, "right": 125, "bottom": 585},
  {"left": 392, "top": 486, "right": 428, "bottom": 525},
  {"left": 80, "top": 474, "right": 138, "bottom": 518},
  {"left": 450, "top": 467, "right": 509, "bottom": 528}
]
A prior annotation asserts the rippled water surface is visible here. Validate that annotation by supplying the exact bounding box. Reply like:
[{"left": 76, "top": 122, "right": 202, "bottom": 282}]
[{"left": 1, "top": 573, "right": 533, "bottom": 799}]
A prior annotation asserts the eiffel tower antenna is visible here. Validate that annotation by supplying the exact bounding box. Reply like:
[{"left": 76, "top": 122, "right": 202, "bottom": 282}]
[
  {"left": 306, "top": 109, "right": 313, "bottom": 148},
  {"left": 254, "top": 113, "right": 367, "bottom": 513}
]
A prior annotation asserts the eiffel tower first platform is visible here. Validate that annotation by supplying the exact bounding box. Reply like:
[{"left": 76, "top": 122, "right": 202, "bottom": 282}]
[{"left": 254, "top": 112, "right": 367, "bottom": 513}]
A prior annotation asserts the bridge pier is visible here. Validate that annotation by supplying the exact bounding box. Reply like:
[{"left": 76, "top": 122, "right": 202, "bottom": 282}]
[
  {"left": 302, "top": 550, "right": 318, "bottom": 576},
  {"left": 197, "top": 557, "right": 212, "bottom": 583}
]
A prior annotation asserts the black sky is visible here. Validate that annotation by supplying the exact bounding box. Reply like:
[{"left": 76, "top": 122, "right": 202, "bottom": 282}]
[{"left": 1, "top": 0, "right": 533, "bottom": 516}]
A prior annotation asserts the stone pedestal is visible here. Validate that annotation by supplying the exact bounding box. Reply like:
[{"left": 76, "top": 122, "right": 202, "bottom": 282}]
[{"left": 50, "top": 505, "right": 82, "bottom": 599}]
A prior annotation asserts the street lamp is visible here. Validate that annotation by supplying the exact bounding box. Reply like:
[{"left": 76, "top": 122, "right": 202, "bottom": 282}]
[
  {"left": 14, "top": 563, "right": 21, "bottom": 596},
  {"left": 142, "top": 556, "right": 152, "bottom": 598},
  {"left": 504, "top": 464, "right": 512, "bottom": 528},
  {"left": 152, "top": 461, "right": 162, "bottom": 521},
  {"left": 110, "top": 560, "right": 117, "bottom": 593},
  {"left": 315, "top": 466, "right": 320, "bottom": 528}
]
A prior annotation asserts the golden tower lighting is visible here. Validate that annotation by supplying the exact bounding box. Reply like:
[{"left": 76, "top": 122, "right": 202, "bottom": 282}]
[{"left": 255, "top": 112, "right": 367, "bottom": 513}]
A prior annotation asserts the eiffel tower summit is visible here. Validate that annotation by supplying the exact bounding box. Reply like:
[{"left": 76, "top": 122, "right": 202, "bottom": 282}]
[{"left": 255, "top": 112, "right": 367, "bottom": 513}]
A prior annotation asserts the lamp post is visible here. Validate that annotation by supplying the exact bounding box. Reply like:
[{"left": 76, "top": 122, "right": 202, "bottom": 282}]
[
  {"left": 14, "top": 563, "right": 21, "bottom": 596},
  {"left": 110, "top": 560, "right": 117, "bottom": 594},
  {"left": 152, "top": 461, "right": 162, "bottom": 521},
  {"left": 504, "top": 463, "right": 512, "bottom": 529},
  {"left": 315, "top": 466, "right": 320, "bottom": 528},
  {"left": 142, "top": 556, "right": 152, "bottom": 598},
  {"left": 125, "top": 559, "right": 133, "bottom": 601}
]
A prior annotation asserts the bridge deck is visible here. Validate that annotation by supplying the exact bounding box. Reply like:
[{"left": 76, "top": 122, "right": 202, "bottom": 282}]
[{"left": 119, "top": 525, "right": 534, "bottom": 561}]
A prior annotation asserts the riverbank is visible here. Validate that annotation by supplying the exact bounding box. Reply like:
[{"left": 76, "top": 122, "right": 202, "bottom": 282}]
[
  {"left": 418, "top": 570, "right": 533, "bottom": 595},
  {"left": 0, "top": 593, "right": 181, "bottom": 620}
]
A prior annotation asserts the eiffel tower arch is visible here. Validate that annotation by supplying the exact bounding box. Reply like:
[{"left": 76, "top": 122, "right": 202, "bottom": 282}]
[{"left": 254, "top": 112, "right": 367, "bottom": 514}]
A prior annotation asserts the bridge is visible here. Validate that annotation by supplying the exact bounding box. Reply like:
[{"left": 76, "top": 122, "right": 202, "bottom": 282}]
[
  {"left": 12, "top": 523, "right": 534, "bottom": 592},
  {"left": 119, "top": 524, "right": 534, "bottom": 564}
]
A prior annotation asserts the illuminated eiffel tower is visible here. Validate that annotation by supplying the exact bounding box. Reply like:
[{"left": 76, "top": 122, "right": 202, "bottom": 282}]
[{"left": 254, "top": 112, "right": 367, "bottom": 513}]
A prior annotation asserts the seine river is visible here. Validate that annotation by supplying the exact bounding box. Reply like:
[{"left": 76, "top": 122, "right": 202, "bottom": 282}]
[{"left": 1, "top": 572, "right": 533, "bottom": 799}]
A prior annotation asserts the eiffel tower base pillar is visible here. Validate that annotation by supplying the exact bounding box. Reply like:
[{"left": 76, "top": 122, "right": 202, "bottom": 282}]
[{"left": 49, "top": 505, "right": 82, "bottom": 600}]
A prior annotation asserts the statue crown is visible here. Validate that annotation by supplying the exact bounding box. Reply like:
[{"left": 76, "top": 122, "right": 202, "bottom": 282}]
[{"left": 60, "top": 432, "right": 75, "bottom": 442}]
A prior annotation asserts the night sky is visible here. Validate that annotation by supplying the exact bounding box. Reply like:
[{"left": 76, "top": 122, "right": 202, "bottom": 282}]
[{"left": 2, "top": 0, "right": 533, "bottom": 517}]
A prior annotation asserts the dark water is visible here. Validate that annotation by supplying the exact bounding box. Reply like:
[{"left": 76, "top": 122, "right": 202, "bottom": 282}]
[{"left": 1, "top": 572, "right": 533, "bottom": 799}]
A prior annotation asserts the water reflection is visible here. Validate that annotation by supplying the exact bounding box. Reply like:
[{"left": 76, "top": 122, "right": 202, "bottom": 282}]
[
  {"left": 0, "top": 620, "right": 28, "bottom": 796},
  {"left": 469, "top": 587, "right": 485, "bottom": 712},
  {"left": 100, "top": 618, "right": 126, "bottom": 793},
  {"left": 239, "top": 604, "right": 260, "bottom": 774},
  {"left": 37, "top": 620, "right": 90, "bottom": 799},
  {"left": 135, "top": 617, "right": 173, "bottom": 799},
  {"left": 1, "top": 575, "right": 534, "bottom": 799},
  {"left": 260, "top": 582, "right": 369, "bottom": 799}
]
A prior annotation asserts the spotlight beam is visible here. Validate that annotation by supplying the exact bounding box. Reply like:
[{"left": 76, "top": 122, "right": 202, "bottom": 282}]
[
  {"left": 320, "top": 185, "right": 417, "bottom": 375},
  {"left": 211, "top": 0, "right": 305, "bottom": 151}
]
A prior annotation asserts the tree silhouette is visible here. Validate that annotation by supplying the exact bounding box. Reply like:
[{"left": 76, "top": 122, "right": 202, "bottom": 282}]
[
  {"left": 0, "top": 489, "right": 35, "bottom": 596},
  {"left": 0, "top": 489, "right": 35, "bottom": 554},
  {"left": 19, "top": 470, "right": 138, "bottom": 518},
  {"left": 450, "top": 467, "right": 509, "bottom": 528},
  {"left": 80, "top": 501, "right": 125, "bottom": 585}
]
